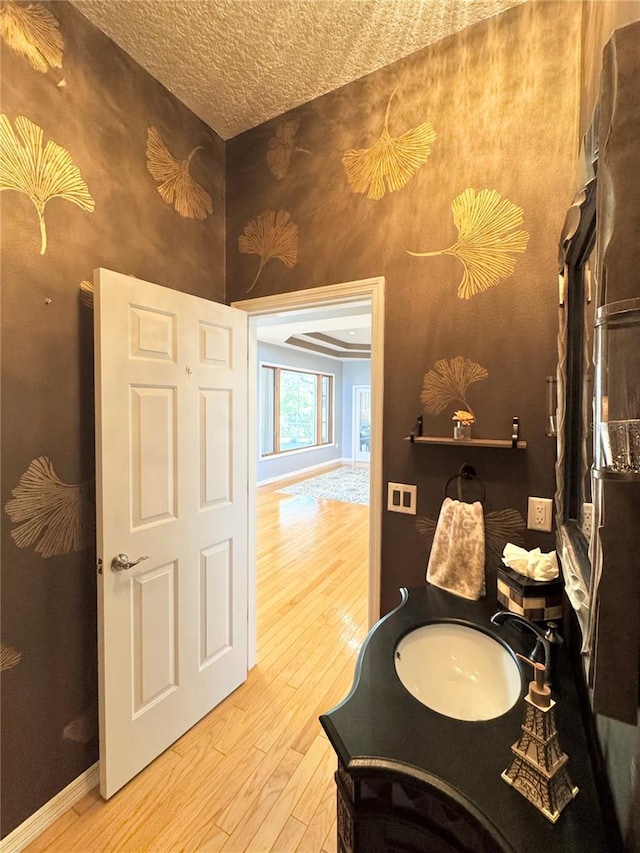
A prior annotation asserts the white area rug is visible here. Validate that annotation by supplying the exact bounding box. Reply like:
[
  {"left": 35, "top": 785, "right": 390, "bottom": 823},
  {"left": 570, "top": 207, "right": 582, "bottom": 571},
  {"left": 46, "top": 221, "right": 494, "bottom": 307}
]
[{"left": 277, "top": 466, "right": 370, "bottom": 505}]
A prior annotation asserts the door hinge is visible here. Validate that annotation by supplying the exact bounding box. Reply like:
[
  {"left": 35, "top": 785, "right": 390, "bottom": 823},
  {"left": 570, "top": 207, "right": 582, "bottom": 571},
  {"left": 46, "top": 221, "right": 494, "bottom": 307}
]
[{"left": 97, "top": 558, "right": 103, "bottom": 574}]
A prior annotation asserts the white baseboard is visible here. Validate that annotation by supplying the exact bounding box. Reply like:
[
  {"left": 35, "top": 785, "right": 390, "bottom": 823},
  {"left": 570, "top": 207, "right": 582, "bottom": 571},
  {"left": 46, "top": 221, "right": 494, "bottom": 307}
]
[
  {"left": 257, "top": 456, "right": 352, "bottom": 486},
  {"left": 1, "top": 762, "right": 99, "bottom": 853}
]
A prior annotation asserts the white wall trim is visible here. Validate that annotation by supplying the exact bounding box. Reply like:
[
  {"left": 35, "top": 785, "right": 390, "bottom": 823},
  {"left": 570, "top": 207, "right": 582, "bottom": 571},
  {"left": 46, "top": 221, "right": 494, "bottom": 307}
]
[
  {"left": 258, "top": 457, "right": 352, "bottom": 487},
  {"left": 1, "top": 762, "right": 99, "bottom": 853},
  {"left": 233, "top": 276, "right": 384, "bottom": 632}
]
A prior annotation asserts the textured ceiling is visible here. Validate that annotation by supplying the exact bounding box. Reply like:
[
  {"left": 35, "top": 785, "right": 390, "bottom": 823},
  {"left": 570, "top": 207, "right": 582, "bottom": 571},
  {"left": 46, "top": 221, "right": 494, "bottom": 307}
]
[{"left": 72, "top": 0, "right": 525, "bottom": 139}]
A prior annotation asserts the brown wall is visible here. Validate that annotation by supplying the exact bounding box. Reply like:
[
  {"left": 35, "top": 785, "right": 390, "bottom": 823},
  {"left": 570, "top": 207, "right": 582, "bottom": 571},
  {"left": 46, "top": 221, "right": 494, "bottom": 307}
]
[
  {"left": 226, "top": 1, "right": 581, "bottom": 615},
  {"left": 0, "top": 1, "right": 225, "bottom": 836}
]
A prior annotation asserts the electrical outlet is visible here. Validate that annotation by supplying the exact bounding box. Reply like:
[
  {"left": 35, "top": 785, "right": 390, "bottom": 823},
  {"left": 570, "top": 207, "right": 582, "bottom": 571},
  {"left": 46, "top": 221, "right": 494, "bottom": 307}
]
[
  {"left": 387, "top": 482, "right": 417, "bottom": 515},
  {"left": 527, "top": 497, "right": 553, "bottom": 532},
  {"left": 582, "top": 502, "right": 593, "bottom": 538}
]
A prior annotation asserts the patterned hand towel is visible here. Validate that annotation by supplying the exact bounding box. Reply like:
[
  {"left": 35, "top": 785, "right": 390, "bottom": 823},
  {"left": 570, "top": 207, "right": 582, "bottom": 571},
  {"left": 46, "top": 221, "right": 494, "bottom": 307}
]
[{"left": 426, "top": 497, "right": 486, "bottom": 600}]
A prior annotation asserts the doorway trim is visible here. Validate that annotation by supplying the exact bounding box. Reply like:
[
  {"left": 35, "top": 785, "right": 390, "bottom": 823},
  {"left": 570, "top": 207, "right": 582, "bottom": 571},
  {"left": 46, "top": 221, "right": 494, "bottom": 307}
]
[{"left": 233, "top": 276, "right": 384, "bottom": 668}]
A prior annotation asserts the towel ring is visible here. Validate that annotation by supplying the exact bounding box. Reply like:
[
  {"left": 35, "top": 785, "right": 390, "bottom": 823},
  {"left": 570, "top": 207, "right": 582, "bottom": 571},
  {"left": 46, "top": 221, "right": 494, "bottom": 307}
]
[{"left": 444, "top": 464, "right": 486, "bottom": 505}]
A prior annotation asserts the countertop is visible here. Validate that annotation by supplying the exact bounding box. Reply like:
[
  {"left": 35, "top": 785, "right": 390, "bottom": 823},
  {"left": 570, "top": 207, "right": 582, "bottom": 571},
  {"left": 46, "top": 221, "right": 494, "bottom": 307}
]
[{"left": 319, "top": 586, "right": 610, "bottom": 853}]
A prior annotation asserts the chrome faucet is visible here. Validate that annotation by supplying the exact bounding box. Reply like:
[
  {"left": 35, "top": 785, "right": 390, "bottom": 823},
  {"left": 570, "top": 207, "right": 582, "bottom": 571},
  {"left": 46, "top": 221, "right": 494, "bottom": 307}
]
[{"left": 490, "top": 611, "right": 562, "bottom": 688}]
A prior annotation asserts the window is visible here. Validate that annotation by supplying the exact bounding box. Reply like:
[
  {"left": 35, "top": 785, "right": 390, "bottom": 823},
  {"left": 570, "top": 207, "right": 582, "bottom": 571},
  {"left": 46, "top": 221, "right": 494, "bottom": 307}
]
[{"left": 260, "top": 365, "right": 334, "bottom": 456}]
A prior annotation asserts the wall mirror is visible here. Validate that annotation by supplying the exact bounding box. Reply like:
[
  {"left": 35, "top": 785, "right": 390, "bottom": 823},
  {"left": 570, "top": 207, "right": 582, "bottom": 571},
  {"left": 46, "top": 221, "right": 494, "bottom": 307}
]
[{"left": 556, "top": 141, "right": 598, "bottom": 633}]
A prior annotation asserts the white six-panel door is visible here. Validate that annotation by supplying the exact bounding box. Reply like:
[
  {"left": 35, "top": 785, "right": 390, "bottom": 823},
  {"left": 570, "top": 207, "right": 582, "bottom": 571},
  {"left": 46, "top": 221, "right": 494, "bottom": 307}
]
[{"left": 94, "top": 269, "right": 248, "bottom": 798}]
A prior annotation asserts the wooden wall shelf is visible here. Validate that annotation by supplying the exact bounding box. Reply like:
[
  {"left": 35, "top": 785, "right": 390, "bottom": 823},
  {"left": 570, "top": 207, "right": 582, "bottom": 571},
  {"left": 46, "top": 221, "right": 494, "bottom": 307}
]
[{"left": 405, "top": 435, "right": 528, "bottom": 449}]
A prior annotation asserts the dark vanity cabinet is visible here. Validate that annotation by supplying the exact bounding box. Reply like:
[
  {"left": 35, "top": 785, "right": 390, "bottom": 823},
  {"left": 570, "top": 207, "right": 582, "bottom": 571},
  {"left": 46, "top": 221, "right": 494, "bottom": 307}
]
[
  {"left": 334, "top": 761, "right": 510, "bottom": 853},
  {"left": 321, "top": 588, "right": 610, "bottom": 853}
]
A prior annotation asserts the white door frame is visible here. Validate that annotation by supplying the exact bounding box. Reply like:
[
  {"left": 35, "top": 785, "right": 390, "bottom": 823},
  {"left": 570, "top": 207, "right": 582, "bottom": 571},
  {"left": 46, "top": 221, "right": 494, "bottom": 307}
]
[{"left": 233, "top": 276, "right": 385, "bottom": 666}]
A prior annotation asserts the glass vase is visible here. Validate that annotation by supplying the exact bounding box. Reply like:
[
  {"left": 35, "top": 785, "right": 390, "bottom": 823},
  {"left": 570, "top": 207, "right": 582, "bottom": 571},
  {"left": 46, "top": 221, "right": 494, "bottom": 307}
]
[{"left": 453, "top": 421, "right": 472, "bottom": 440}]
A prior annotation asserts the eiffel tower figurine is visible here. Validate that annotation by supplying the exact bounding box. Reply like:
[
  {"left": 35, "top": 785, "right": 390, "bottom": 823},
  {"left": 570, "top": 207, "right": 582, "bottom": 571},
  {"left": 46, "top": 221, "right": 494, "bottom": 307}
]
[{"left": 502, "top": 654, "right": 578, "bottom": 823}]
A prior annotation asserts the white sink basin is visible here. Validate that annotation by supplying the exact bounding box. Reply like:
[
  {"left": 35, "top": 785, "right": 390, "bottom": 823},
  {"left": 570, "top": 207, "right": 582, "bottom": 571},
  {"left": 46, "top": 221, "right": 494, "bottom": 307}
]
[{"left": 394, "top": 622, "right": 522, "bottom": 721}]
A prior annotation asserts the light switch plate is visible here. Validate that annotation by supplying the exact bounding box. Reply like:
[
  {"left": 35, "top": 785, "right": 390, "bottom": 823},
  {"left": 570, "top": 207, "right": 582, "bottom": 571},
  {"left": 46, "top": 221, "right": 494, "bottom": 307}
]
[{"left": 387, "top": 482, "right": 417, "bottom": 515}]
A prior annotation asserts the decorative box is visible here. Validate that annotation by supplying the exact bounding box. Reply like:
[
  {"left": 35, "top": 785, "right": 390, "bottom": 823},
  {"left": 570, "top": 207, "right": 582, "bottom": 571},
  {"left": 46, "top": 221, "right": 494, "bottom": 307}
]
[{"left": 496, "top": 566, "right": 563, "bottom": 623}]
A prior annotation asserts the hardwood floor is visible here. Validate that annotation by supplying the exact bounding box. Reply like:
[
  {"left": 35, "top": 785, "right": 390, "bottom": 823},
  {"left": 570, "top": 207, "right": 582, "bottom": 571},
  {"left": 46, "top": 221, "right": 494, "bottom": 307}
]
[{"left": 27, "top": 470, "right": 369, "bottom": 853}]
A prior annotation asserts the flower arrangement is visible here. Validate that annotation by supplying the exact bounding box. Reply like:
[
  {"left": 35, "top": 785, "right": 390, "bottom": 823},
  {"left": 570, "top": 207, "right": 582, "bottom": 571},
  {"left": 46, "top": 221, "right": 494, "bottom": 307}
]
[
  {"left": 453, "top": 409, "right": 475, "bottom": 426},
  {"left": 452, "top": 410, "right": 474, "bottom": 440}
]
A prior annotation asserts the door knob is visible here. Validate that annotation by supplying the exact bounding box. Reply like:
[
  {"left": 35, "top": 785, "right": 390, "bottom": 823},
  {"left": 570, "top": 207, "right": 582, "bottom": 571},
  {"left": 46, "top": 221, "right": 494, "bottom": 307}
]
[{"left": 111, "top": 553, "right": 149, "bottom": 572}]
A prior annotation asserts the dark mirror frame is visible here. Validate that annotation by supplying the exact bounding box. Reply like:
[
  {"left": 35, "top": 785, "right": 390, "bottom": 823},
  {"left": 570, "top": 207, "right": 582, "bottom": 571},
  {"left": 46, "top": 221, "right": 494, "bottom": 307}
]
[
  {"left": 564, "top": 180, "right": 596, "bottom": 567},
  {"left": 556, "top": 153, "right": 597, "bottom": 609}
]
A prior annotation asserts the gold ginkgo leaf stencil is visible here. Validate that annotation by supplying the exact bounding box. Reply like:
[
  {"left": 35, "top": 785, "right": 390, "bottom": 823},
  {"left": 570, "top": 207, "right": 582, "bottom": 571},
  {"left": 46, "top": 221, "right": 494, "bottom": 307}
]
[
  {"left": 0, "top": 643, "right": 22, "bottom": 672},
  {"left": 146, "top": 127, "right": 213, "bottom": 220},
  {"left": 421, "top": 356, "right": 488, "bottom": 419},
  {"left": 238, "top": 209, "right": 298, "bottom": 293},
  {"left": 342, "top": 87, "right": 436, "bottom": 200},
  {"left": 267, "top": 117, "right": 311, "bottom": 180},
  {"left": 0, "top": 0, "right": 63, "bottom": 73},
  {"left": 5, "top": 456, "right": 94, "bottom": 558},
  {"left": 0, "top": 113, "right": 95, "bottom": 254},
  {"left": 79, "top": 279, "right": 94, "bottom": 308},
  {"left": 408, "top": 188, "right": 529, "bottom": 299},
  {"left": 63, "top": 706, "right": 98, "bottom": 743}
]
